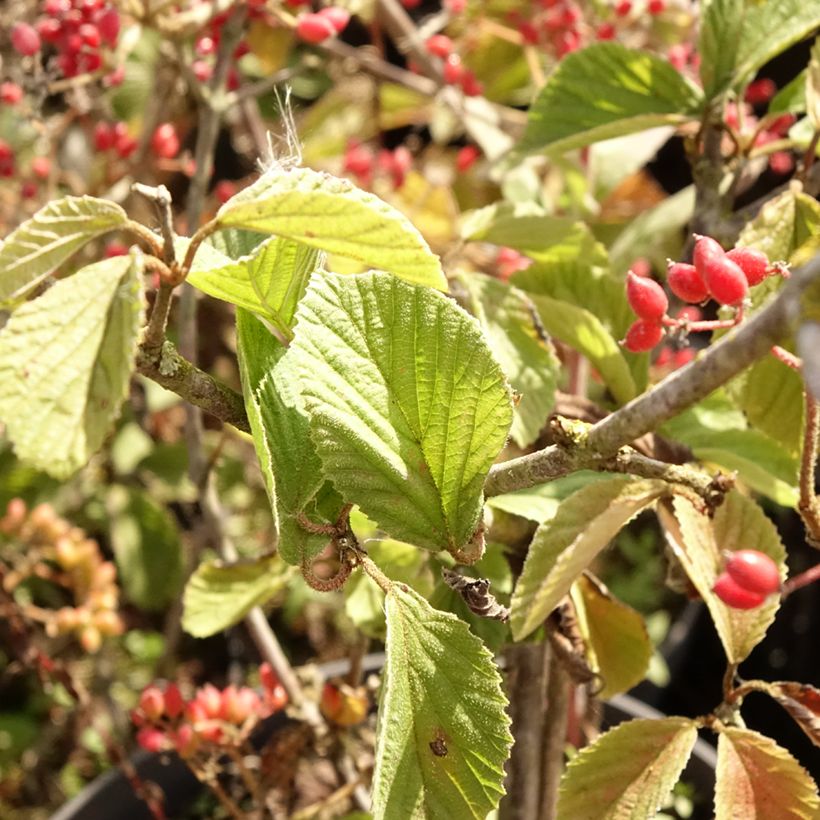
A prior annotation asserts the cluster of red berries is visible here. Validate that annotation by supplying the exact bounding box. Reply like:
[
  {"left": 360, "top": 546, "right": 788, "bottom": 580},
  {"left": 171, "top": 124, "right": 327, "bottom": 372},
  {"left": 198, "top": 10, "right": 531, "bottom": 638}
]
[
  {"left": 342, "top": 141, "right": 413, "bottom": 189},
  {"left": 150, "top": 123, "right": 181, "bottom": 160},
  {"left": 725, "top": 97, "right": 796, "bottom": 176},
  {"left": 0, "top": 499, "right": 124, "bottom": 652},
  {"left": 11, "top": 0, "right": 121, "bottom": 79},
  {"left": 92, "top": 120, "right": 138, "bottom": 159},
  {"left": 423, "top": 34, "right": 483, "bottom": 97},
  {"left": 133, "top": 665, "right": 288, "bottom": 757},
  {"left": 713, "top": 549, "right": 781, "bottom": 610},
  {"left": 502, "top": 0, "right": 666, "bottom": 62},
  {"left": 622, "top": 236, "right": 781, "bottom": 354},
  {"left": 295, "top": 7, "right": 351, "bottom": 44}
]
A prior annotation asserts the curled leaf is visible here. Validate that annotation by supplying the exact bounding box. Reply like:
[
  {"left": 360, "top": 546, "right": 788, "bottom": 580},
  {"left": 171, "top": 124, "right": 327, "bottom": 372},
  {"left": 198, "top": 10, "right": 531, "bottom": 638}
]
[{"left": 441, "top": 568, "right": 509, "bottom": 623}]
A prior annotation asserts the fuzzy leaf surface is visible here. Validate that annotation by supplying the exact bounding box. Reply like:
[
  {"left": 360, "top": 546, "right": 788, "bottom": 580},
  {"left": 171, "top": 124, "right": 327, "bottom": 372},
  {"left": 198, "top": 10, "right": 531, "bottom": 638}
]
[
  {"left": 571, "top": 573, "right": 652, "bottom": 699},
  {"left": 518, "top": 43, "right": 702, "bottom": 155},
  {"left": 699, "top": 0, "right": 744, "bottom": 95},
  {"left": 182, "top": 555, "right": 291, "bottom": 637},
  {"left": 236, "top": 309, "right": 338, "bottom": 565},
  {"left": 459, "top": 272, "right": 559, "bottom": 447},
  {"left": 556, "top": 717, "right": 698, "bottom": 819},
  {"left": 0, "top": 254, "right": 143, "bottom": 478},
  {"left": 715, "top": 727, "right": 820, "bottom": 819},
  {"left": 660, "top": 492, "right": 785, "bottom": 664},
  {"left": 291, "top": 272, "right": 513, "bottom": 555},
  {"left": 0, "top": 196, "right": 128, "bottom": 304},
  {"left": 216, "top": 165, "right": 446, "bottom": 289},
  {"left": 510, "top": 477, "right": 666, "bottom": 640},
  {"left": 371, "top": 584, "right": 511, "bottom": 819}
]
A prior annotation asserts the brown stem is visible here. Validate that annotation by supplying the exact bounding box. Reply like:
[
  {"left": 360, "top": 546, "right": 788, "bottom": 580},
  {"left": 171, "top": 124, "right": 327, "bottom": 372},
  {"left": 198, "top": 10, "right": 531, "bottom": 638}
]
[
  {"left": 540, "top": 649, "right": 570, "bottom": 820},
  {"left": 125, "top": 219, "right": 164, "bottom": 256},
  {"left": 501, "top": 643, "right": 547, "bottom": 820},
  {"left": 798, "top": 391, "right": 820, "bottom": 549},
  {"left": 783, "top": 561, "right": 820, "bottom": 597},
  {"left": 142, "top": 283, "right": 175, "bottom": 352}
]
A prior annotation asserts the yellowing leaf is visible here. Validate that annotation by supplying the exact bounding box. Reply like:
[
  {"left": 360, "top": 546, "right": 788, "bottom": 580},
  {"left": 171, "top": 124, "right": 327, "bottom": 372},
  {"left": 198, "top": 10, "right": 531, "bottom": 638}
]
[
  {"left": 660, "top": 492, "right": 785, "bottom": 664},
  {"left": 556, "top": 717, "right": 698, "bottom": 819},
  {"left": 715, "top": 727, "right": 819, "bottom": 819},
  {"left": 510, "top": 477, "right": 667, "bottom": 640}
]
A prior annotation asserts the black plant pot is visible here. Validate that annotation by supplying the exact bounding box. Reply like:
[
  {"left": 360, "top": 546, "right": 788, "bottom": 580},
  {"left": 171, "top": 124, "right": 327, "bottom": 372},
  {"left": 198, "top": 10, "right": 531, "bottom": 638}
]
[{"left": 51, "top": 654, "right": 717, "bottom": 820}]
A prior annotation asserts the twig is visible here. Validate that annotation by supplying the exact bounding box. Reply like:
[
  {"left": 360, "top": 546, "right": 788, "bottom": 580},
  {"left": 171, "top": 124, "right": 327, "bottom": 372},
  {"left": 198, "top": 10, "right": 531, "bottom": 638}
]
[
  {"left": 487, "top": 253, "right": 820, "bottom": 495},
  {"left": 798, "top": 392, "right": 820, "bottom": 548},
  {"left": 135, "top": 342, "right": 250, "bottom": 432},
  {"left": 783, "top": 561, "right": 820, "bottom": 596}
]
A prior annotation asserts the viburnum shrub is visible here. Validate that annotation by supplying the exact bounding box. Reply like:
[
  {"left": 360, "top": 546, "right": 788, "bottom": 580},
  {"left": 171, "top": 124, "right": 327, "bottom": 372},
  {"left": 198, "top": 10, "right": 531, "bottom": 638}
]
[{"left": 2, "top": 0, "right": 820, "bottom": 818}]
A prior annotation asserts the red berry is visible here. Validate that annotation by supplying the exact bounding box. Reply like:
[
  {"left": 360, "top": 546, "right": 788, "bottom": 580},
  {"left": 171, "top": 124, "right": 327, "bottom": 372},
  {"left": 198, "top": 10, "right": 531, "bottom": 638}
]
[
  {"left": 11, "top": 23, "right": 41, "bottom": 56},
  {"left": 296, "top": 13, "right": 336, "bottom": 43},
  {"left": 712, "top": 573, "right": 766, "bottom": 610},
  {"left": 31, "top": 156, "right": 51, "bottom": 179},
  {"left": 96, "top": 7, "right": 120, "bottom": 46},
  {"left": 442, "top": 54, "right": 464, "bottom": 84},
  {"left": 195, "top": 36, "right": 217, "bottom": 56},
  {"left": 93, "top": 121, "right": 114, "bottom": 151},
  {"left": 676, "top": 305, "right": 702, "bottom": 323},
  {"left": 192, "top": 60, "right": 213, "bottom": 82},
  {"left": 445, "top": 0, "right": 466, "bottom": 11},
  {"left": 139, "top": 686, "right": 165, "bottom": 721},
  {"left": 705, "top": 255, "right": 748, "bottom": 305},
  {"left": 0, "top": 82, "right": 23, "bottom": 105},
  {"left": 104, "top": 241, "right": 128, "bottom": 257},
  {"left": 745, "top": 78, "right": 776, "bottom": 106},
  {"left": 725, "top": 550, "right": 780, "bottom": 596},
  {"left": 136, "top": 727, "right": 167, "bottom": 752},
  {"left": 317, "top": 6, "right": 350, "bottom": 33},
  {"left": 151, "top": 122, "right": 180, "bottom": 159},
  {"left": 692, "top": 234, "right": 724, "bottom": 279},
  {"left": 667, "top": 262, "right": 709, "bottom": 303},
  {"left": 726, "top": 247, "right": 769, "bottom": 287},
  {"left": 214, "top": 179, "right": 237, "bottom": 203},
  {"left": 769, "top": 151, "right": 794, "bottom": 175},
  {"left": 459, "top": 70, "right": 483, "bottom": 97},
  {"left": 163, "top": 683, "right": 186, "bottom": 719},
  {"left": 456, "top": 144, "right": 481, "bottom": 172},
  {"left": 614, "top": 0, "right": 631, "bottom": 15},
  {"left": 623, "top": 319, "right": 663, "bottom": 352},
  {"left": 425, "top": 34, "right": 453, "bottom": 58},
  {"left": 647, "top": 0, "right": 664, "bottom": 14},
  {"left": 626, "top": 271, "right": 668, "bottom": 321},
  {"left": 596, "top": 23, "right": 616, "bottom": 40}
]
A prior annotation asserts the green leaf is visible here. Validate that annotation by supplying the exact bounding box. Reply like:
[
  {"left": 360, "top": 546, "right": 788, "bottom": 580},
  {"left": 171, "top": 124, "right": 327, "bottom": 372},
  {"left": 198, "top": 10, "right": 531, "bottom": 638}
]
[
  {"left": 186, "top": 235, "right": 322, "bottom": 331},
  {"left": 715, "top": 727, "right": 820, "bottom": 820},
  {"left": 344, "top": 539, "right": 435, "bottom": 640},
  {"left": 0, "top": 253, "right": 143, "bottom": 479},
  {"left": 769, "top": 70, "right": 807, "bottom": 116},
  {"left": 662, "top": 392, "right": 799, "bottom": 506},
  {"left": 182, "top": 555, "right": 292, "bottom": 637},
  {"left": 459, "top": 272, "right": 559, "bottom": 448},
  {"left": 236, "top": 308, "right": 339, "bottom": 565},
  {"left": 571, "top": 572, "right": 652, "bottom": 699},
  {"left": 556, "top": 717, "right": 698, "bottom": 819},
  {"left": 216, "top": 165, "right": 446, "bottom": 290},
  {"left": 486, "top": 471, "right": 611, "bottom": 522},
  {"left": 291, "top": 271, "right": 513, "bottom": 556},
  {"left": 699, "top": 0, "right": 744, "bottom": 96},
  {"left": 372, "top": 584, "right": 511, "bottom": 819},
  {"left": 510, "top": 477, "right": 667, "bottom": 640},
  {"left": 734, "top": 0, "right": 820, "bottom": 90},
  {"left": 0, "top": 196, "right": 128, "bottom": 305},
  {"left": 517, "top": 43, "right": 702, "bottom": 156},
  {"left": 660, "top": 492, "right": 786, "bottom": 664},
  {"left": 528, "top": 293, "right": 638, "bottom": 406},
  {"left": 107, "top": 485, "right": 183, "bottom": 611}
]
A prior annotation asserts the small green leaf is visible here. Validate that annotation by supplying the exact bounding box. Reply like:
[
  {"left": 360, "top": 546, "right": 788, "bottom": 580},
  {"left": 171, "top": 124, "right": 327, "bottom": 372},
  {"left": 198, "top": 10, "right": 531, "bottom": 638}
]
[
  {"left": 510, "top": 477, "right": 667, "bottom": 640},
  {"left": 216, "top": 165, "right": 446, "bottom": 290},
  {"left": 291, "top": 271, "right": 513, "bottom": 556},
  {"left": 556, "top": 717, "right": 698, "bottom": 819},
  {"left": 734, "top": 0, "right": 820, "bottom": 90},
  {"left": 0, "top": 253, "right": 143, "bottom": 479},
  {"left": 660, "top": 492, "right": 785, "bottom": 664},
  {"left": 571, "top": 572, "right": 652, "bottom": 699},
  {"left": 372, "top": 584, "right": 511, "bottom": 820},
  {"left": 182, "top": 555, "right": 292, "bottom": 637},
  {"left": 715, "top": 727, "right": 820, "bottom": 820},
  {"left": 459, "top": 272, "right": 559, "bottom": 447},
  {"left": 517, "top": 43, "right": 702, "bottom": 156},
  {"left": 769, "top": 70, "right": 807, "bottom": 115},
  {"left": 236, "top": 309, "right": 339, "bottom": 565},
  {"left": 107, "top": 485, "right": 183, "bottom": 612},
  {"left": 528, "top": 293, "right": 637, "bottom": 406},
  {"left": 699, "top": 0, "right": 744, "bottom": 96},
  {"left": 0, "top": 196, "right": 128, "bottom": 304},
  {"left": 186, "top": 235, "right": 322, "bottom": 331}
]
